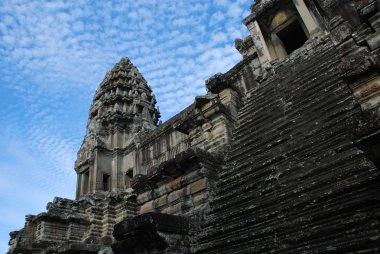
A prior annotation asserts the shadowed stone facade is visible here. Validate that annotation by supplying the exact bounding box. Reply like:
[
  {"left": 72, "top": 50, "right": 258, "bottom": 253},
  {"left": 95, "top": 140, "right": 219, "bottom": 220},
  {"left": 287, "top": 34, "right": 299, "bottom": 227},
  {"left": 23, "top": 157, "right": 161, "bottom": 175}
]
[{"left": 8, "top": 0, "right": 380, "bottom": 253}]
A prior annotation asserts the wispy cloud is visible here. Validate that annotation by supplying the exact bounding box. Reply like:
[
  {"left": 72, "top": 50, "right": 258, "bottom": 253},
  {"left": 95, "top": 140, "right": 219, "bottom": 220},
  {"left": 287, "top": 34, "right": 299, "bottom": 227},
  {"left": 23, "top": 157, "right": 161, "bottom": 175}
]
[{"left": 0, "top": 0, "right": 252, "bottom": 252}]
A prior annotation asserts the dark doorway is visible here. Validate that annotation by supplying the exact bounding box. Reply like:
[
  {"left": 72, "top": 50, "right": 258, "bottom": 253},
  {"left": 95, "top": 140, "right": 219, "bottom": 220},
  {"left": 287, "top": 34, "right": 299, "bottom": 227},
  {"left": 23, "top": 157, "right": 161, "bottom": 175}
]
[
  {"left": 357, "top": 132, "right": 380, "bottom": 170},
  {"left": 103, "top": 173, "right": 110, "bottom": 191},
  {"left": 125, "top": 169, "right": 133, "bottom": 188},
  {"left": 277, "top": 20, "right": 308, "bottom": 55}
]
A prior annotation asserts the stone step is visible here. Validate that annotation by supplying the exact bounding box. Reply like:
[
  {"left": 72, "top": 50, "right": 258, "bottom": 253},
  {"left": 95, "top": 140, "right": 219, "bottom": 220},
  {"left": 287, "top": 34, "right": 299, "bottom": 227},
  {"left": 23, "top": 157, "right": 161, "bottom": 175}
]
[
  {"left": 235, "top": 44, "right": 337, "bottom": 121},
  {"left": 196, "top": 40, "right": 380, "bottom": 253},
  {"left": 233, "top": 54, "right": 341, "bottom": 139},
  {"left": 222, "top": 97, "right": 358, "bottom": 181}
]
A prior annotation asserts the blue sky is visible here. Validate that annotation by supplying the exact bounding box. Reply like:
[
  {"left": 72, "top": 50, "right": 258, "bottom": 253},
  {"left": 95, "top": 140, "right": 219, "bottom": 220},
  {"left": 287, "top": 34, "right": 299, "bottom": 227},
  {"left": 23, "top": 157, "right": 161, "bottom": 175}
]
[{"left": 0, "top": 0, "right": 252, "bottom": 252}]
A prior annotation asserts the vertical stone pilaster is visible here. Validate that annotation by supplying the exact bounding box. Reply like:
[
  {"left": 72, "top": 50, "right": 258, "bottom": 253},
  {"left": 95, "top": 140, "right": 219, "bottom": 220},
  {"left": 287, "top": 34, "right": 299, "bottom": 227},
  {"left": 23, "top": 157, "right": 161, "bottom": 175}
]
[
  {"left": 91, "top": 150, "right": 99, "bottom": 192},
  {"left": 76, "top": 173, "right": 82, "bottom": 199},
  {"left": 271, "top": 33, "right": 287, "bottom": 58},
  {"left": 246, "top": 20, "right": 272, "bottom": 64},
  {"left": 293, "top": 0, "right": 320, "bottom": 36},
  {"left": 81, "top": 173, "right": 86, "bottom": 196},
  {"left": 135, "top": 147, "right": 143, "bottom": 174},
  {"left": 112, "top": 154, "right": 120, "bottom": 192}
]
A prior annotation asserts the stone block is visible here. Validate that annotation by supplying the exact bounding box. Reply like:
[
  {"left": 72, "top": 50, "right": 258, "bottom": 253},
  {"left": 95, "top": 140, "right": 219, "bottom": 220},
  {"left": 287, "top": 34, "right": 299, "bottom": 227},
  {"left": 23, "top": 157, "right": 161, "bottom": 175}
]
[
  {"left": 168, "top": 177, "right": 181, "bottom": 191},
  {"left": 162, "top": 202, "right": 183, "bottom": 215},
  {"left": 337, "top": 38, "right": 357, "bottom": 57},
  {"left": 203, "top": 131, "right": 212, "bottom": 140},
  {"left": 157, "top": 195, "right": 168, "bottom": 208},
  {"left": 190, "top": 138, "right": 200, "bottom": 147},
  {"left": 353, "top": 75, "right": 380, "bottom": 110},
  {"left": 200, "top": 101, "right": 213, "bottom": 112},
  {"left": 140, "top": 201, "right": 154, "bottom": 214},
  {"left": 369, "top": 12, "right": 380, "bottom": 31},
  {"left": 193, "top": 192, "right": 208, "bottom": 206},
  {"left": 203, "top": 107, "right": 219, "bottom": 118},
  {"left": 137, "top": 191, "right": 152, "bottom": 204},
  {"left": 170, "top": 203, "right": 183, "bottom": 215},
  {"left": 161, "top": 207, "right": 172, "bottom": 214},
  {"left": 189, "top": 127, "right": 201, "bottom": 139},
  {"left": 181, "top": 170, "right": 201, "bottom": 186},
  {"left": 181, "top": 171, "right": 196, "bottom": 186},
  {"left": 352, "top": 24, "right": 373, "bottom": 46},
  {"left": 190, "top": 178, "right": 207, "bottom": 194},
  {"left": 154, "top": 184, "right": 167, "bottom": 197},
  {"left": 202, "top": 122, "right": 213, "bottom": 132},
  {"left": 168, "top": 189, "right": 183, "bottom": 203},
  {"left": 366, "top": 31, "right": 380, "bottom": 50},
  {"left": 330, "top": 21, "right": 352, "bottom": 46},
  {"left": 219, "top": 89, "right": 233, "bottom": 104}
]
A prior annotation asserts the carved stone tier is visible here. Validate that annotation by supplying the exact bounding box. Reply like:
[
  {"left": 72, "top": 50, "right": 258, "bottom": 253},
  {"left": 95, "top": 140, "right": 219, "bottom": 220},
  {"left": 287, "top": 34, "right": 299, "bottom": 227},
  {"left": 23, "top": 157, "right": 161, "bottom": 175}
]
[{"left": 8, "top": 193, "right": 137, "bottom": 254}]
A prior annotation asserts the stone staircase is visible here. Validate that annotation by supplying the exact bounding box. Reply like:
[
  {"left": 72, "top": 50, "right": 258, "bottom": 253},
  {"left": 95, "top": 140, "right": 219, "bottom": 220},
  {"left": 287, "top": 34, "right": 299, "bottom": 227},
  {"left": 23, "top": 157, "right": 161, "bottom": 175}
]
[{"left": 196, "top": 41, "right": 380, "bottom": 253}]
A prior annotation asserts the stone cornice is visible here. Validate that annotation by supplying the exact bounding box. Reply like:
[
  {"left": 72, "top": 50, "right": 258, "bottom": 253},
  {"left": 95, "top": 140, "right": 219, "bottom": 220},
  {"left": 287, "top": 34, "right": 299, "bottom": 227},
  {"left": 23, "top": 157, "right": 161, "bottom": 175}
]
[
  {"left": 174, "top": 96, "right": 234, "bottom": 134},
  {"left": 131, "top": 147, "right": 223, "bottom": 193},
  {"left": 33, "top": 212, "right": 91, "bottom": 225},
  {"left": 139, "top": 105, "right": 194, "bottom": 146}
]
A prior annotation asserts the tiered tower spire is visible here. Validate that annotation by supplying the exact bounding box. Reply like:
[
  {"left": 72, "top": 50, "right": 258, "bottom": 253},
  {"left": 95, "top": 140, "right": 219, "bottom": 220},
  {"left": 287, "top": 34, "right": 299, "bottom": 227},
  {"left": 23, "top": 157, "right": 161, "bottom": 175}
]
[{"left": 75, "top": 57, "right": 160, "bottom": 198}]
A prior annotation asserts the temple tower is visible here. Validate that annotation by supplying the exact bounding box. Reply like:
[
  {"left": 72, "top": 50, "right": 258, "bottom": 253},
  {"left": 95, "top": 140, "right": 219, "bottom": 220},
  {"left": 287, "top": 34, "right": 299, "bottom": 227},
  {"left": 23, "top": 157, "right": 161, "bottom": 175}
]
[{"left": 74, "top": 57, "right": 160, "bottom": 199}]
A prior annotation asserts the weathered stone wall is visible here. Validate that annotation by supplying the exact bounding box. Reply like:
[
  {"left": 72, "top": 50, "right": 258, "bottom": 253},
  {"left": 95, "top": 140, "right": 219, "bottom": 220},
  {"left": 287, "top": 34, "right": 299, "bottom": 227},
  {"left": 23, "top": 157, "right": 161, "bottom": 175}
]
[
  {"left": 187, "top": 105, "right": 233, "bottom": 153},
  {"left": 138, "top": 171, "right": 214, "bottom": 216},
  {"left": 140, "top": 129, "right": 190, "bottom": 175},
  {"left": 137, "top": 162, "right": 219, "bottom": 217}
]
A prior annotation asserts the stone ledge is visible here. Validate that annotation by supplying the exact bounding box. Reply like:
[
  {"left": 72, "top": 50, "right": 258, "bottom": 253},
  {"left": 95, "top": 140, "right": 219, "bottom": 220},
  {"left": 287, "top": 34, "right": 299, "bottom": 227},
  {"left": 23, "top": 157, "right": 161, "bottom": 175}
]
[
  {"left": 113, "top": 212, "right": 190, "bottom": 240},
  {"left": 33, "top": 212, "right": 91, "bottom": 225},
  {"left": 131, "top": 147, "right": 222, "bottom": 193},
  {"left": 249, "top": 0, "right": 283, "bottom": 20},
  {"left": 112, "top": 213, "right": 190, "bottom": 254}
]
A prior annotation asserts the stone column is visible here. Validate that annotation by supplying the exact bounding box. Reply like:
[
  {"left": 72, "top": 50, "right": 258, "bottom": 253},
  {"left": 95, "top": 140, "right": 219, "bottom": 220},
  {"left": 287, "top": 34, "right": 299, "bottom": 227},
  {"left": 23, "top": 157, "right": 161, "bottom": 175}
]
[
  {"left": 136, "top": 148, "right": 144, "bottom": 174},
  {"left": 90, "top": 151, "right": 98, "bottom": 193},
  {"left": 112, "top": 154, "right": 121, "bottom": 192},
  {"left": 81, "top": 173, "right": 87, "bottom": 197},
  {"left": 245, "top": 19, "right": 272, "bottom": 64},
  {"left": 271, "top": 33, "right": 287, "bottom": 59},
  {"left": 76, "top": 173, "right": 82, "bottom": 199},
  {"left": 292, "top": 0, "right": 320, "bottom": 36}
]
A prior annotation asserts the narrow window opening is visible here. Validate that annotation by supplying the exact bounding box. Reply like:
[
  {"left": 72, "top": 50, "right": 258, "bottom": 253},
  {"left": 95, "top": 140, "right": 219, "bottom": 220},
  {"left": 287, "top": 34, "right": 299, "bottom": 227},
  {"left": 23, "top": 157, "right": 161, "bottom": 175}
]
[
  {"left": 277, "top": 19, "right": 308, "bottom": 55},
  {"left": 103, "top": 173, "right": 110, "bottom": 191},
  {"left": 90, "top": 110, "right": 98, "bottom": 118},
  {"left": 125, "top": 169, "right": 133, "bottom": 189}
]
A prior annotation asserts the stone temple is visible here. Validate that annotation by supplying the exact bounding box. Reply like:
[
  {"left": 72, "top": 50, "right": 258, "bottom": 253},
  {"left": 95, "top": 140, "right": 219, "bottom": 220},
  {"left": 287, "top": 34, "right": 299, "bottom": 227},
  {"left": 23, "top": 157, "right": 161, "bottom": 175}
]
[{"left": 8, "top": 0, "right": 380, "bottom": 253}]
